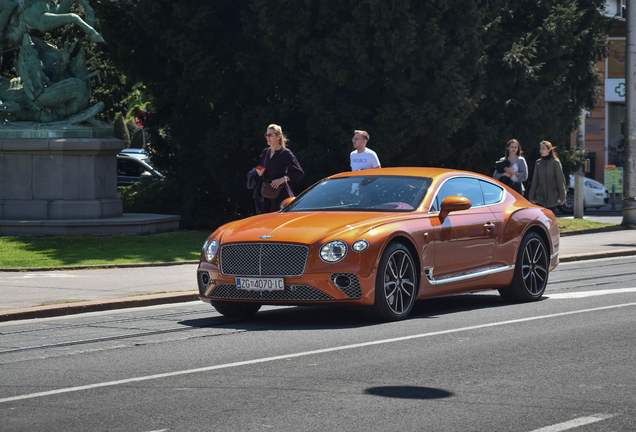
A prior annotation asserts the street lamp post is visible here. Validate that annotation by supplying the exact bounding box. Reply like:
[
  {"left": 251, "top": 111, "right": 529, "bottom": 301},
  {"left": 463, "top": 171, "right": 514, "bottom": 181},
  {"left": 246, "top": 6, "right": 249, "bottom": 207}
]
[
  {"left": 623, "top": 0, "right": 636, "bottom": 227},
  {"left": 574, "top": 109, "right": 585, "bottom": 219}
]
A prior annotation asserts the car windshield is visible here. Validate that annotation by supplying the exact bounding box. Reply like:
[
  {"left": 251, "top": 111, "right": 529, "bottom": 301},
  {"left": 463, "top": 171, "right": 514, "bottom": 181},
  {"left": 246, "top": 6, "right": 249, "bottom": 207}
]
[{"left": 285, "top": 175, "right": 431, "bottom": 212}]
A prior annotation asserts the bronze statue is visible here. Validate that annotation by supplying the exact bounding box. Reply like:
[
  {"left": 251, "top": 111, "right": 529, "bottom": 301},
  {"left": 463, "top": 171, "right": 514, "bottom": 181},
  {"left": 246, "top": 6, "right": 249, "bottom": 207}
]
[{"left": 0, "top": 0, "right": 103, "bottom": 124}]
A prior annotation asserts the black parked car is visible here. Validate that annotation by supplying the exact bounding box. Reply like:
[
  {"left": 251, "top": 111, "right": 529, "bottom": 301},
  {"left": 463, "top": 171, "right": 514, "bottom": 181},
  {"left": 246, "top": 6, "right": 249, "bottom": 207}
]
[{"left": 117, "top": 149, "right": 162, "bottom": 186}]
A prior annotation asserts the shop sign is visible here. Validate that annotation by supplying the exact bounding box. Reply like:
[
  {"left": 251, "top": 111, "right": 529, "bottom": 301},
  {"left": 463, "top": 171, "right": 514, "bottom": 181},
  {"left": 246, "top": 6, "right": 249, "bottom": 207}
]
[{"left": 605, "top": 78, "right": 625, "bottom": 102}]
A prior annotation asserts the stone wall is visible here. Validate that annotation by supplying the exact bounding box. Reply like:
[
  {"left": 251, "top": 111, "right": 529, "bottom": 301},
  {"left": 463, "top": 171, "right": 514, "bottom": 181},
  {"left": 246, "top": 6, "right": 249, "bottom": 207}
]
[{"left": 0, "top": 137, "right": 124, "bottom": 220}]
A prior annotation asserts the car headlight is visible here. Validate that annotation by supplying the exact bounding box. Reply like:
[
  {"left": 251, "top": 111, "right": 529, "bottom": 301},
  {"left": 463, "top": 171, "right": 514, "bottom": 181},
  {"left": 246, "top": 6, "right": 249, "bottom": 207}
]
[
  {"left": 320, "top": 240, "right": 348, "bottom": 263},
  {"left": 352, "top": 240, "right": 369, "bottom": 252},
  {"left": 584, "top": 180, "right": 603, "bottom": 190},
  {"left": 205, "top": 239, "right": 218, "bottom": 262}
]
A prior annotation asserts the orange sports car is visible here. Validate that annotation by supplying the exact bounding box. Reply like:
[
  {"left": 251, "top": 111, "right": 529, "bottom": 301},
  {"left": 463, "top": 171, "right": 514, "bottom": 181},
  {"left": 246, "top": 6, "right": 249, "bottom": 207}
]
[{"left": 197, "top": 168, "right": 559, "bottom": 321}]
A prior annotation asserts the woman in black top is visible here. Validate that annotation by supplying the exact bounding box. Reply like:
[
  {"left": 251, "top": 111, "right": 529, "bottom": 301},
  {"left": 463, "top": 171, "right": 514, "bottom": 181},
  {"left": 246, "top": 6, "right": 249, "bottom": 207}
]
[{"left": 256, "top": 124, "right": 304, "bottom": 213}]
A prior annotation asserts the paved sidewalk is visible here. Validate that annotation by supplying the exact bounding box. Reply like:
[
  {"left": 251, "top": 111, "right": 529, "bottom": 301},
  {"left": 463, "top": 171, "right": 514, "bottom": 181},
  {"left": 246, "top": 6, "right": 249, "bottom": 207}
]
[{"left": 1, "top": 213, "right": 635, "bottom": 322}]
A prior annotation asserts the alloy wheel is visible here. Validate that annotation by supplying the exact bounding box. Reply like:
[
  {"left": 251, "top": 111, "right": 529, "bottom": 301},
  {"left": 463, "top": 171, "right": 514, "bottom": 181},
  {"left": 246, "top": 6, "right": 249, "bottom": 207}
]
[
  {"left": 520, "top": 238, "right": 548, "bottom": 295},
  {"left": 382, "top": 249, "right": 416, "bottom": 315}
]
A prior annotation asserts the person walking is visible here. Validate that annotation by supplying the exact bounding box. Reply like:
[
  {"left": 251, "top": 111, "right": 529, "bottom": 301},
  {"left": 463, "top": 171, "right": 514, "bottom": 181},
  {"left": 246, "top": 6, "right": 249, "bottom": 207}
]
[
  {"left": 493, "top": 139, "right": 528, "bottom": 195},
  {"left": 528, "top": 140, "right": 567, "bottom": 212},
  {"left": 350, "top": 130, "right": 381, "bottom": 171},
  {"left": 256, "top": 124, "right": 303, "bottom": 213}
]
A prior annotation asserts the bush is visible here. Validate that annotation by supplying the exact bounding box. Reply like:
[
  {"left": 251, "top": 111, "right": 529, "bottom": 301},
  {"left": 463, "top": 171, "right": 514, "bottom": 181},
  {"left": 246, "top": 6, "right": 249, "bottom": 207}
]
[{"left": 120, "top": 178, "right": 181, "bottom": 216}]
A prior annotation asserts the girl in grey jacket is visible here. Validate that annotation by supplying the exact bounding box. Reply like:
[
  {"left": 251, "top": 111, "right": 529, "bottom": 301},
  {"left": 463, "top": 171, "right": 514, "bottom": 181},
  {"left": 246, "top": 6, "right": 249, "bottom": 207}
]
[{"left": 493, "top": 139, "right": 528, "bottom": 195}]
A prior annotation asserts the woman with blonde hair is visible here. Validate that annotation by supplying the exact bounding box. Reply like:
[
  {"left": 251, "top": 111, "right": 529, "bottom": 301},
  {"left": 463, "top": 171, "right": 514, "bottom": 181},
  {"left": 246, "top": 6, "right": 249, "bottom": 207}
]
[
  {"left": 493, "top": 139, "right": 528, "bottom": 194},
  {"left": 255, "top": 124, "right": 303, "bottom": 213},
  {"left": 528, "top": 141, "right": 567, "bottom": 212}
]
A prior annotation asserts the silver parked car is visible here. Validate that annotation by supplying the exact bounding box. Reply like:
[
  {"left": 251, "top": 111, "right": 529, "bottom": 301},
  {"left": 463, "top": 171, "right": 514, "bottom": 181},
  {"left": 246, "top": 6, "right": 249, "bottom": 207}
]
[
  {"left": 117, "top": 149, "right": 162, "bottom": 186},
  {"left": 558, "top": 174, "right": 609, "bottom": 214}
]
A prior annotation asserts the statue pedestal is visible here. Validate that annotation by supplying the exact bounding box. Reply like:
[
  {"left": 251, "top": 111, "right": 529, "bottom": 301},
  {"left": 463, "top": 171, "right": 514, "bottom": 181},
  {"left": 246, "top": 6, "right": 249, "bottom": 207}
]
[
  {"left": 1, "top": 137, "right": 123, "bottom": 219},
  {"left": 0, "top": 128, "right": 180, "bottom": 235}
]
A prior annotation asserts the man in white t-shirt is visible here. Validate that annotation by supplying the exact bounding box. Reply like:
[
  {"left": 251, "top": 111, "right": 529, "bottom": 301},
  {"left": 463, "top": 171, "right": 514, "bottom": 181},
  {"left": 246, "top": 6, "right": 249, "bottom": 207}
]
[{"left": 350, "top": 130, "right": 381, "bottom": 171}]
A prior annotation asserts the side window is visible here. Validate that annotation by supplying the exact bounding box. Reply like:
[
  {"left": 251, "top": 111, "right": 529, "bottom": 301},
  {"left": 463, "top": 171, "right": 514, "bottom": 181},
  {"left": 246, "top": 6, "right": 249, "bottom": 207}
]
[
  {"left": 430, "top": 177, "right": 484, "bottom": 211},
  {"left": 117, "top": 159, "right": 144, "bottom": 178},
  {"left": 480, "top": 180, "right": 504, "bottom": 205}
]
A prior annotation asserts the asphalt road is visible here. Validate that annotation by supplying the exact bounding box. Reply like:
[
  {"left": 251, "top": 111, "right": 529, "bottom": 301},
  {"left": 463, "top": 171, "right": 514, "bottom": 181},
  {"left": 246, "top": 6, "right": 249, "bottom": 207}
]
[{"left": 1, "top": 256, "right": 635, "bottom": 432}]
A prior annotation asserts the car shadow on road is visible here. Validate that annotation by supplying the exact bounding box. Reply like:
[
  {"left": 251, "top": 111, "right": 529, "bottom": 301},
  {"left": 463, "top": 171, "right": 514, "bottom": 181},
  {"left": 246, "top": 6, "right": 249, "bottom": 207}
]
[
  {"left": 365, "top": 386, "right": 454, "bottom": 400},
  {"left": 178, "top": 292, "right": 522, "bottom": 330}
]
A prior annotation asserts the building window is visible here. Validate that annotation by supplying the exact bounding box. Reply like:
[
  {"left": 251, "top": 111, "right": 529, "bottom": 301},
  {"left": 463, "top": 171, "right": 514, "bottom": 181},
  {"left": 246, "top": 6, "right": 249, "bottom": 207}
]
[{"left": 607, "top": 103, "right": 625, "bottom": 167}]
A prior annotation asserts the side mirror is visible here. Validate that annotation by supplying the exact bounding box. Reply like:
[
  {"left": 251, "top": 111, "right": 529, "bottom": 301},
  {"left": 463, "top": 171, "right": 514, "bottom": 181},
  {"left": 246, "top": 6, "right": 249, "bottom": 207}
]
[
  {"left": 279, "top": 196, "right": 296, "bottom": 210},
  {"left": 439, "top": 196, "right": 472, "bottom": 220}
]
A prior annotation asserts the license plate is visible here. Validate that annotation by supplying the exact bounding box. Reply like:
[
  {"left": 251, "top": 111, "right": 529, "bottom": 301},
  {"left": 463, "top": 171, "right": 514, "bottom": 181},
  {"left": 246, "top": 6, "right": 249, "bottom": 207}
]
[{"left": 236, "top": 277, "right": 285, "bottom": 291}]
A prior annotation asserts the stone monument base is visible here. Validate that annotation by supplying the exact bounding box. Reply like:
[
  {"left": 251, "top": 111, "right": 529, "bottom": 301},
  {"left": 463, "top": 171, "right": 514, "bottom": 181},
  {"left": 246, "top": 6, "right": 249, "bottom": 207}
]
[
  {"left": 0, "top": 124, "right": 180, "bottom": 236},
  {"left": 0, "top": 135, "right": 123, "bottom": 219}
]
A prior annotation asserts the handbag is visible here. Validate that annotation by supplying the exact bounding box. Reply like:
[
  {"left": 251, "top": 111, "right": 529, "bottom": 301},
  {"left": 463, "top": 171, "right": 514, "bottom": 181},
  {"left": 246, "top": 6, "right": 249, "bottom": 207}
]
[
  {"left": 261, "top": 181, "right": 281, "bottom": 200},
  {"left": 495, "top": 158, "right": 510, "bottom": 173}
]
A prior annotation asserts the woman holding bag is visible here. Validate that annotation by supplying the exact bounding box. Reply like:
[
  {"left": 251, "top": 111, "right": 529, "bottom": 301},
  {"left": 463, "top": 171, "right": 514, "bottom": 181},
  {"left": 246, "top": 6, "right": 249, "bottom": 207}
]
[
  {"left": 493, "top": 139, "right": 528, "bottom": 195},
  {"left": 256, "top": 124, "right": 304, "bottom": 213}
]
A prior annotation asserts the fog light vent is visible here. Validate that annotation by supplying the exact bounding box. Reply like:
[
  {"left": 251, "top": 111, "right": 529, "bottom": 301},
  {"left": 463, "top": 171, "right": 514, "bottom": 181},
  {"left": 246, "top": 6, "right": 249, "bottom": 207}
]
[
  {"left": 330, "top": 273, "right": 362, "bottom": 299},
  {"left": 198, "top": 271, "right": 211, "bottom": 296}
]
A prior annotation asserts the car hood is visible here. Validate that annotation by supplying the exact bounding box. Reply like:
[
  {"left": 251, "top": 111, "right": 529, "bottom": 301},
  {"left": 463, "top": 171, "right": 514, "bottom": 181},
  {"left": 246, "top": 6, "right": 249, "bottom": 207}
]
[{"left": 218, "top": 211, "right": 413, "bottom": 244}]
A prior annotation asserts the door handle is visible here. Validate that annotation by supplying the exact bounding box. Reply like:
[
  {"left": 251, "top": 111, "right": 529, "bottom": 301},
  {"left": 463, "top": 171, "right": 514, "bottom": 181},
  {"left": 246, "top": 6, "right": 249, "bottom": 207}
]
[{"left": 484, "top": 222, "right": 495, "bottom": 231}]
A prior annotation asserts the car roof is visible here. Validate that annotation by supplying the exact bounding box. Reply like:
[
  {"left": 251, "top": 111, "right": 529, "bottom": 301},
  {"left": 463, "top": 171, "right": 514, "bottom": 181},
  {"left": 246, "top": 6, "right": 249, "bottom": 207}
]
[
  {"left": 118, "top": 150, "right": 149, "bottom": 161},
  {"left": 328, "top": 167, "right": 492, "bottom": 182}
]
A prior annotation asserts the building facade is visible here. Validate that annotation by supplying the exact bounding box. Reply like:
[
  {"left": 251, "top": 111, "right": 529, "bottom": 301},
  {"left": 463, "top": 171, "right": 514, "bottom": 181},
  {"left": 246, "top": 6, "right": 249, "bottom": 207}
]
[{"left": 581, "top": 1, "right": 627, "bottom": 195}]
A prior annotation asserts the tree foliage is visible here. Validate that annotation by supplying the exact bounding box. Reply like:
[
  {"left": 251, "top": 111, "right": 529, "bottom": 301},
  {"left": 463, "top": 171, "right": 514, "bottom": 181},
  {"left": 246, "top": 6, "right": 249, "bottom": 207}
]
[
  {"left": 450, "top": 0, "right": 611, "bottom": 175},
  {"left": 92, "top": 0, "right": 609, "bottom": 228}
]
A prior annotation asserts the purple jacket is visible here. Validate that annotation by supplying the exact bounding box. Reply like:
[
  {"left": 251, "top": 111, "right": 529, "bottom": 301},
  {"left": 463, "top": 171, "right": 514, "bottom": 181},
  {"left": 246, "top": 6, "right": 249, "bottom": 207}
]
[{"left": 259, "top": 147, "right": 304, "bottom": 199}]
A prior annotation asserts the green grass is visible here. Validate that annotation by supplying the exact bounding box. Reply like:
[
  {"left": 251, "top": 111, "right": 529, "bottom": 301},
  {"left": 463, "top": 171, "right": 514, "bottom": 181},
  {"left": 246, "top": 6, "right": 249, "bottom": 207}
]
[
  {"left": 557, "top": 218, "right": 617, "bottom": 233},
  {"left": 0, "top": 231, "right": 210, "bottom": 268},
  {"left": 0, "top": 221, "right": 618, "bottom": 269}
]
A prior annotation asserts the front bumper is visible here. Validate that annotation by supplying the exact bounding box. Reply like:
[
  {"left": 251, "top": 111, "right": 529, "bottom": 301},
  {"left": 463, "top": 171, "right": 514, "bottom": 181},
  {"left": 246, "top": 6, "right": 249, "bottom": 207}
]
[{"left": 197, "top": 262, "right": 375, "bottom": 306}]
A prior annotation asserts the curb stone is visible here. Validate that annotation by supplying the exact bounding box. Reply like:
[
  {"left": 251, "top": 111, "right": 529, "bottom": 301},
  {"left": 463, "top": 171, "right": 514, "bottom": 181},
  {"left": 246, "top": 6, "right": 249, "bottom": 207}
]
[
  {"left": 0, "top": 292, "right": 199, "bottom": 322},
  {"left": 559, "top": 225, "right": 625, "bottom": 237},
  {"left": 559, "top": 248, "right": 636, "bottom": 263},
  {"left": 0, "top": 260, "right": 199, "bottom": 273}
]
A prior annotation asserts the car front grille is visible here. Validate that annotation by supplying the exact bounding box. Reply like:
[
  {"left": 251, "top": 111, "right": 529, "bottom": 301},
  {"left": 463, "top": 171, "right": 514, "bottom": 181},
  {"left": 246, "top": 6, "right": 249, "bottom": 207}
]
[
  {"left": 220, "top": 243, "right": 309, "bottom": 276},
  {"left": 210, "top": 284, "right": 333, "bottom": 301}
]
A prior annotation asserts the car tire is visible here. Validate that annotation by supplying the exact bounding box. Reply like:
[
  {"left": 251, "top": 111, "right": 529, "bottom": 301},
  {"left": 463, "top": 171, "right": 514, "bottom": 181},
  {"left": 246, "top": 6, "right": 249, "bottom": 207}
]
[
  {"left": 498, "top": 232, "right": 548, "bottom": 302},
  {"left": 212, "top": 302, "right": 262, "bottom": 318},
  {"left": 366, "top": 242, "right": 417, "bottom": 321},
  {"left": 558, "top": 190, "right": 575, "bottom": 214}
]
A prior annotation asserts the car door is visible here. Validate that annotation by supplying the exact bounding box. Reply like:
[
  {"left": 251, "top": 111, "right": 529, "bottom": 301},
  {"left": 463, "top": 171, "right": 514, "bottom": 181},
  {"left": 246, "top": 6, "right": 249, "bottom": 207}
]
[
  {"left": 428, "top": 177, "right": 498, "bottom": 285},
  {"left": 117, "top": 157, "right": 143, "bottom": 186}
]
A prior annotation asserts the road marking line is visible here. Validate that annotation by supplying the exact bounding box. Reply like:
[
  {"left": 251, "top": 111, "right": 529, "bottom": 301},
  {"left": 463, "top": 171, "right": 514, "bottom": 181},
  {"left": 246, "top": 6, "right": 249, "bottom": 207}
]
[
  {"left": 2, "top": 302, "right": 636, "bottom": 403},
  {"left": 528, "top": 413, "right": 615, "bottom": 431},
  {"left": 1, "top": 273, "right": 79, "bottom": 279},
  {"left": 548, "top": 287, "right": 636, "bottom": 299}
]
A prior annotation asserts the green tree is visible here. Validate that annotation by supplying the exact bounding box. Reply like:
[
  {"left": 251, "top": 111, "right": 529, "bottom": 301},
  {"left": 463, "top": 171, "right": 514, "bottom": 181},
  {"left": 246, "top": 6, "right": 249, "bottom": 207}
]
[
  {"left": 94, "top": 0, "right": 502, "bottom": 227},
  {"left": 450, "top": 0, "right": 610, "bottom": 175},
  {"left": 93, "top": 0, "right": 608, "bottom": 228},
  {"left": 113, "top": 112, "right": 130, "bottom": 147}
]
